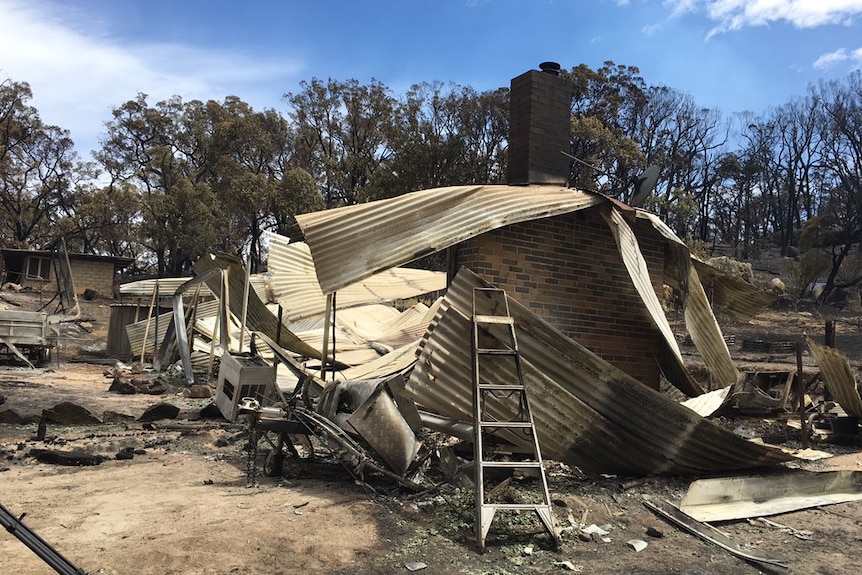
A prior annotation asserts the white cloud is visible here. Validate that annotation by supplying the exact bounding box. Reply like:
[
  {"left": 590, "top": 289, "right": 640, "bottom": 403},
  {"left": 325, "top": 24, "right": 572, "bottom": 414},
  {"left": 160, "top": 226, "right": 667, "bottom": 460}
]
[
  {"left": 641, "top": 23, "right": 663, "bottom": 36},
  {"left": 814, "top": 48, "right": 850, "bottom": 69},
  {"left": 814, "top": 46, "right": 862, "bottom": 69},
  {"left": 664, "top": 0, "right": 862, "bottom": 37},
  {"left": 0, "top": 0, "right": 303, "bottom": 156}
]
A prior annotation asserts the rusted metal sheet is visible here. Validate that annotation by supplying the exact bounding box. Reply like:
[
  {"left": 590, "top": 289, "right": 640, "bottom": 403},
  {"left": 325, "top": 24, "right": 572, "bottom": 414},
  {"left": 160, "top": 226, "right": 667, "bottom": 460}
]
[
  {"left": 807, "top": 338, "right": 862, "bottom": 419},
  {"left": 267, "top": 235, "right": 445, "bottom": 321},
  {"left": 602, "top": 207, "right": 704, "bottom": 396},
  {"left": 406, "top": 268, "right": 793, "bottom": 475},
  {"left": 294, "top": 185, "right": 604, "bottom": 294}
]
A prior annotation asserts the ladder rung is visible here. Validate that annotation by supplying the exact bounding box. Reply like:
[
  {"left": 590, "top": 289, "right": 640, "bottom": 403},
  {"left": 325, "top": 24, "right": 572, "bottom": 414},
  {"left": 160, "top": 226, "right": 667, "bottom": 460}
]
[
  {"left": 479, "top": 421, "right": 534, "bottom": 429},
  {"left": 480, "top": 503, "right": 552, "bottom": 511},
  {"left": 474, "top": 315, "right": 514, "bottom": 325},
  {"left": 480, "top": 461, "right": 543, "bottom": 469},
  {"left": 476, "top": 348, "right": 517, "bottom": 356},
  {"left": 478, "top": 383, "right": 525, "bottom": 391}
]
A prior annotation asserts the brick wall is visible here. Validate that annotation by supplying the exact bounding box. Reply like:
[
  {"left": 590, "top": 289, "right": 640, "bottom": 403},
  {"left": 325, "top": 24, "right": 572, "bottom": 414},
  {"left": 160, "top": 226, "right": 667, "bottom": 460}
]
[
  {"left": 21, "top": 259, "right": 118, "bottom": 298},
  {"left": 70, "top": 259, "right": 117, "bottom": 297},
  {"left": 507, "top": 68, "right": 571, "bottom": 185},
  {"left": 456, "top": 207, "right": 667, "bottom": 388}
]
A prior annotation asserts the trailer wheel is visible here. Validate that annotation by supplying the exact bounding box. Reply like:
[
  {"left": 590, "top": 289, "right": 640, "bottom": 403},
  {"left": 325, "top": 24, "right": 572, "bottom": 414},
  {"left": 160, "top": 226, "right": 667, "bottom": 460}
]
[
  {"left": 37, "top": 348, "right": 51, "bottom": 366},
  {"left": 263, "top": 450, "right": 284, "bottom": 477}
]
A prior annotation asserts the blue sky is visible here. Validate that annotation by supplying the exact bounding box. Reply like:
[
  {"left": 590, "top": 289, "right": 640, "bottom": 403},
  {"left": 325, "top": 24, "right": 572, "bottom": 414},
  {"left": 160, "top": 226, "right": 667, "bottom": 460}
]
[{"left": 2, "top": 0, "right": 861, "bottom": 158}]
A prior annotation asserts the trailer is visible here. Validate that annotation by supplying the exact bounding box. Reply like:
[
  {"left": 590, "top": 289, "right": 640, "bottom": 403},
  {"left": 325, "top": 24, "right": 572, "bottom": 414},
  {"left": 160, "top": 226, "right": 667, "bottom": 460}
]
[{"left": 0, "top": 309, "right": 59, "bottom": 366}]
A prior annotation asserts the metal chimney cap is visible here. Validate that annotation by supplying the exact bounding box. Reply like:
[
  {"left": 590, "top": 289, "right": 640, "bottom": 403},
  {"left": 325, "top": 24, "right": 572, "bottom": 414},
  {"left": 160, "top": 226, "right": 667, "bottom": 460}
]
[{"left": 539, "top": 61, "right": 561, "bottom": 75}]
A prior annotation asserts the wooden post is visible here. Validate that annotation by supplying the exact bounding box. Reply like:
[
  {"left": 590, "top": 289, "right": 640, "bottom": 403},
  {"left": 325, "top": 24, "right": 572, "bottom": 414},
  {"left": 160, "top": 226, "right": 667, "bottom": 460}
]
[{"left": 796, "top": 342, "right": 808, "bottom": 448}]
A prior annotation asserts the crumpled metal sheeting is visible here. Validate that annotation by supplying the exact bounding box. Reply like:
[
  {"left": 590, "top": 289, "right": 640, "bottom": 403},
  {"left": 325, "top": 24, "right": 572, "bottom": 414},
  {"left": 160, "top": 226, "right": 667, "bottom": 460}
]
[
  {"left": 193, "top": 253, "right": 325, "bottom": 361},
  {"left": 636, "top": 211, "right": 740, "bottom": 389},
  {"left": 118, "top": 275, "right": 269, "bottom": 303},
  {"left": 338, "top": 341, "right": 421, "bottom": 381},
  {"left": 295, "top": 185, "right": 604, "bottom": 294},
  {"left": 691, "top": 258, "right": 777, "bottom": 321},
  {"left": 683, "top": 264, "right": 741, "bottom": 389},
  {"left": 807, "top": 337, "right": 862, "bottom": 419},
  {"left": 406, "top": 268, "right": 793, "bottom": 475},
  {"left": 602, "top": 206, "right": 703, "bottom": 397},
  {"left": 267, "top": 235, "right": 445, "bottom": 321}
]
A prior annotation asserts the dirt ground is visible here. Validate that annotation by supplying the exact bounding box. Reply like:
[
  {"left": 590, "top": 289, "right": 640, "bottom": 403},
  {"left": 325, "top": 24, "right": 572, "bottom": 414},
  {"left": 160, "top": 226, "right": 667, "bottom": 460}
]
[{"left": 2, "top": 288, "right": 862, "bottom": 575}]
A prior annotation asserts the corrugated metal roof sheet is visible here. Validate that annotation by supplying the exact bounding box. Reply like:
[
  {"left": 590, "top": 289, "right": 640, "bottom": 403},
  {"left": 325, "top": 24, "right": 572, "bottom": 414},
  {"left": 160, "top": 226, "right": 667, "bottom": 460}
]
[
  {"left": 119, "top": 276, "right": 269, "bottom": 302},
  {"left": 602, "top": 207, "right": 703, "bottom": 396},
  {"left": 807, "top": 337, "right": 862, "bottom": 419},
  {"left": 294, "top": 185, "right": 604, "bottom": 294},
  {"left": 691, "top": 259, "right": 777, "bottom": 321},
  {"left": 267, "top": 234, "right": 445, "bottom": 321},
  {"left": 405, "top": 268, "right": 793, "bottom": 475},
  {"left": 637, "top": 211, "right": 740, "bottom": 388},
  {"left": 192, "top": 253, "right": 326, "bottom": 362}
]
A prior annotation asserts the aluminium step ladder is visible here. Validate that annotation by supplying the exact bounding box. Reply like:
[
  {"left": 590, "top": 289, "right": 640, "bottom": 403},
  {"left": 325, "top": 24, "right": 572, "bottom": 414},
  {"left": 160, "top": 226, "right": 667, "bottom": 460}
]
[{"left": 471, "top": 287, "right": 559, "bottom": 551}]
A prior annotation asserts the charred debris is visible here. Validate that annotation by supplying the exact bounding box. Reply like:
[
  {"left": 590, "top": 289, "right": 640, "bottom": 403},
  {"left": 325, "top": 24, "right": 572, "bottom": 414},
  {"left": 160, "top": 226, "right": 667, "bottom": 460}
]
[{"left": 3, "top": 63, "right": 862, "bottom": 564}]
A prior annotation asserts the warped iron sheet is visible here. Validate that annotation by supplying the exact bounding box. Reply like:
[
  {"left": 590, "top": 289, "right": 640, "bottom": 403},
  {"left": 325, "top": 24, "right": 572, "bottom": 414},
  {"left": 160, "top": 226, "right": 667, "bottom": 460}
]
[
  {"left": 637, "top": 211, "right": 740, "bottom": 389},
  {"left": 679, "top": 470, "right": 862, "bottom": 521},
  {"left": 119, "top": 276, "right": 268, "bottom": 303},
  {"left": 691, "top": 259, "right": 777, "bottom": 321},
  {"left": 267, "top": 234, "right": 445, "bottom": 321},
  {"left": 294, "top": 185, "right": 604, "bottom": 294},
  {"left": 807, "top": 337, "right": 862, "bottom": 419},
  {"left": 602, "top": 207, "right": 703, "bottom": 396},
  {"left": 193, "top": 253, "right": 326, "bottom": 362},
  {"left": 406, "top": 268, "right": 793, "bottom": 475}
]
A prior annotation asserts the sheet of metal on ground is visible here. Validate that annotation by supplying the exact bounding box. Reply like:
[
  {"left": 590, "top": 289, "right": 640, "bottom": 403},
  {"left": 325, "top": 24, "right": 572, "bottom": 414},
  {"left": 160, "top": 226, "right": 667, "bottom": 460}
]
[
  {"left": 637, "top": 211, "right": 741, "bottom": 388},
  {"left": 643, "top": 499, "right": 788, "bottom": 569},
  {"left": 807, "top": 337, "right": 862, "bottom": 419},
  {"left": 602, "top": 206, "right": 704, "bottom": 396},
  {"left": 193, "top": 252, "right": 326, "bottom": 362},
  {"left": 267, "top": 234, "right": 446, "bottom": 321},
  {"left": 681, "top": 385, "right": 733, "bottom": 417},
  {"left": 294, "top": 185, "right": 605, "bottom": 294},
  {"left": 406, "top": 267, "right": 793, "bottom": 475},
  {"left": 679, "top": 470, "right": 862, "bottom": 522}
]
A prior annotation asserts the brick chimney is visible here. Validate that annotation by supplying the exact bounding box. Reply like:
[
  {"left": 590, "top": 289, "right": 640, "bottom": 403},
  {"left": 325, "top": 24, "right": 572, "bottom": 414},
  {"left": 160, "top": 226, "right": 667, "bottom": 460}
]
[{"left": 507, "top": 62, "right": 571, "bottom": 186}]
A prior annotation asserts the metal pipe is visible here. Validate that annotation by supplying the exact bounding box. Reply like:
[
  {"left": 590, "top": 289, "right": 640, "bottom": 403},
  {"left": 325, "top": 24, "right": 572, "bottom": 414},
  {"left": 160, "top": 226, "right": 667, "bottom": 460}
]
[{"left": 0, "top": 503, "right": 90, "bottom": 575}]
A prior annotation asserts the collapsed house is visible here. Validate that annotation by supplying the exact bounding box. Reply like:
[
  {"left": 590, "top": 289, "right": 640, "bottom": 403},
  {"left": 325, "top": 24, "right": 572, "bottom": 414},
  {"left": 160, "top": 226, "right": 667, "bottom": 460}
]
[{"left": 110, "top": 64, "right": 804, "bottom": 481}]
